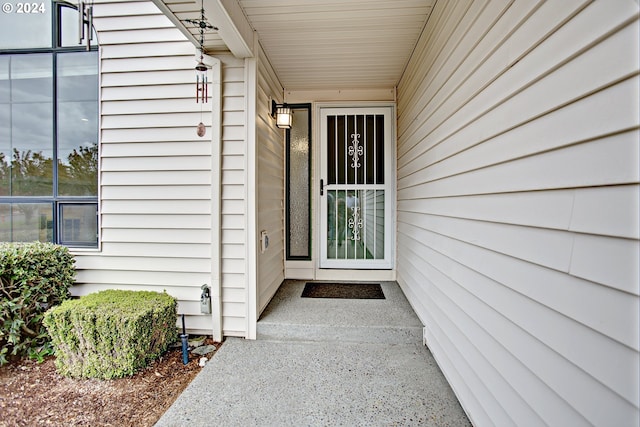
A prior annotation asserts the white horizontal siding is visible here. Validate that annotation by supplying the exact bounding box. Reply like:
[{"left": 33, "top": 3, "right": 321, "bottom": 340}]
[
  {"left": 397, "top": 1, "right": 639, "bottom": 426},
  {"left": 74, "top": 0, "right": 217, "bottom": 334},
  {"left": 219, "top": 53, "right": 248, "bottom": 337},
  {"left": 256, "top": 44, "right": 285, "bottom": 314}
]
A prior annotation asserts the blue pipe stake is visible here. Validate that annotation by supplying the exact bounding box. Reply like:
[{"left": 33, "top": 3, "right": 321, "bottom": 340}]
[
  {"left": 180, "top": 314, "right": 189, "bottom": 365},
  {"left": 181, "top": 333, "right": 189, "bottom": 365}
]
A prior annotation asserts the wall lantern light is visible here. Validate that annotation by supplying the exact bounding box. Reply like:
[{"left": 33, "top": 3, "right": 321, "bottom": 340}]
[{"left": 271, "top": 100, "right": 292, "bottom": 129}]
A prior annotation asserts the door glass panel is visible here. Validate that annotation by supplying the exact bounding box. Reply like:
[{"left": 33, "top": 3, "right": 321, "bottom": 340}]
[
  {"left": 326, "top": 189, "right": 384, "bottom": 261},
  {"left": 327, "top": 114, "right": 384, "bottom": 185}
]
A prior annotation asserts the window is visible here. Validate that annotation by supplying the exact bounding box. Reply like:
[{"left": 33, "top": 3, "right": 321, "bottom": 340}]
[
  {"left": 0, "top": 1, "right": 98, "bottom": 247},
  {"left": 286, "top": 104, "right": 312, "bottom": 260}
]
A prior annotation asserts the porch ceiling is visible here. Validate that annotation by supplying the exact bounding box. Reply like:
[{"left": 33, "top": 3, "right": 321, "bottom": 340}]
[{"left": 156, "top": 0, "right": 436, "bottom": 91}]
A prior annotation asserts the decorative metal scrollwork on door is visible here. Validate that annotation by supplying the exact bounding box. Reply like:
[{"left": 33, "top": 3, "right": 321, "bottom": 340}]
[
  {"left": 348, "top": 133, "right": 363, "bottom": 169},
  {"left": 348, "top": 206, "right": 363, "bottom": 241}
]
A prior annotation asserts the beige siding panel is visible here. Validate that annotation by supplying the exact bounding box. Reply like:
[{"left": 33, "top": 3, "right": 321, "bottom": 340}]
[
  {"left": 101, "top": 200, "right": 211, "bottom": 215},
  {"left": 102, "top": 59, "right": 194, "bottom": 77},
  {"left": 71, "top": 282, "right": 204, "bottom": 304},
  {"left": 399, "top": 131, "right": 638, "bottom": 199},
  {"left": 101, "top": 214, "right": 211, "bottom": 229},
  {"left": 101, "top": 99, "right": 200, "bottom": 115},
  {"left": 222, "top": 199, "right": 244, "bottom": 215},
  {"left": 101, "top": 185, "right": 211, "bottom": 200},
  {"left": 400, "top": 1, "right": 635, "bottom": 164},
  {"left": 221, "top": 125, "right": 246, "bottom": 141},
  {"left": 398, "top": 185, "right": 640, "bottom": 240},
  {"left": 98, "top": 28, "right": 187, "bottom": 45},
  {"left": 101, "top": 141, "right": 211, "bottom": 158},
  {"left": 93, "top": 15, "right": 176, "bottom": 31},
  {"left": 399, "top": 222, "right": 639, "bottom": 404},
  {"left": 399, "top": 80, "right": 640, "bottom": 188},
  {"left": 221, "top": 286, "right": 244, "bottom": 299},
  {"left": 102, "top": 84, "right": 194, "bottom": 101},
  {"left": 101, "top": 70, "right": 196, "bottom": 87},
  {"left": 102, "top": 125, "right": 211, "bottom": 143},
  {"left": 100, "top": 42, "right": 194, "bottom": 58},
  {"left": 74, "top": 255, "right": 210, "bottom": 272},
  {"left": 221, "top": 273, "right": 245, "bottom": 289},
  {"left": 93, "top": 1, "right": 162, "bottom": 17},
  {"left": 219, "top": 54, "right": 248, "bottom": 337},
  {"left": 101, "top": 170, "right": 211, "bottom": 186},
  {"left": 397, "top": 1, "right": 639, "bottom": 426},
  {"left": 102, "top": 112, "right": 211, "bottom": 128},
  {"left": 222, "top": 229, "right": 244, "bottom": 245},
  {"left": 220, "top": 316, "right": 246, "bottom": 337},
  {"left": 97, "top": 243, "right": 210, "bottom": 258},
  {"left": 570, "top": 185, "right": 640, "bottom": 239},
  {"left": 255, "top": 44, "right": 285, "bottom": 313},
  {"left": 103, "top": 229, "right": 211, "bottom": 244},
  {"left": 76, "top": 270, "right": 210, "bottom": 286},
  {"left": 101, "top": 156, "right": 211, "bottom": 171},
  {"left": 72, "top": 0, "right": 218, "bottom": 335}
]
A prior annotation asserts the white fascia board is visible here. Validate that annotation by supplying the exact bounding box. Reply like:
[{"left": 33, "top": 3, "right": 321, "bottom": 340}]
[{"left": 204, "top": 0, "right": 254, "bottom": 58}]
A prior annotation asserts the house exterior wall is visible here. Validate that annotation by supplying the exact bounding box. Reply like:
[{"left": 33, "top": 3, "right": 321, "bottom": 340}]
[
  {"left": 255, "top": 45, "right": 286, "bottom": 316},
  {"left": 73, "top": 0, "right": 250, "bottom": 337},
  {"left": 396, "top": 1, "right": 639, "bottom": 426},
  {"left": 219, "top": 53, "right": 249, "bottom": 337}
]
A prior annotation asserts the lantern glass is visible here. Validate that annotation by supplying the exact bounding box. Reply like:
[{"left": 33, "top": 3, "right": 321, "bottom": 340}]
[{"left": 276, "top": 106, "right": 292, "bottom": 129}]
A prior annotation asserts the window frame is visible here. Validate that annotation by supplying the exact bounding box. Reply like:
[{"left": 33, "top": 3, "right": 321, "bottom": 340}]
[
  {"left": 285, "top": 103, "right": 312, "bottom": 261},
  {"left": 0, "top": 0, "right": 99, "bottom": 248}
]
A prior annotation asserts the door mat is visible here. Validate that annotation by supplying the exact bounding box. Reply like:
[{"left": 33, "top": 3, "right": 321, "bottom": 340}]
[{"left": 301, "top": 283, "right": 385, "bottom": 299}]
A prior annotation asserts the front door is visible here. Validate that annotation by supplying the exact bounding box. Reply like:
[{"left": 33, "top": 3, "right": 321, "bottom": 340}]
[{"left": 319, "top": 107, "right": 394, "bottom": 269}]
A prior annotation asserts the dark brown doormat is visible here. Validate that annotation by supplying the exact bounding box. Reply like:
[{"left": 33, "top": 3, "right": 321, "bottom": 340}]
[{"left": 301, "top": 283, "right": 385, "bottom": 299}]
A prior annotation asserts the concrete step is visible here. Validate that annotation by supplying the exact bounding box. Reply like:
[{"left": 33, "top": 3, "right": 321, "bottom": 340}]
[
  {"left": 256, "top": 281, "right": 424, "bottom": 345},
  {"left": 257, "top": 321, "right": 423, "bottom": 344}
]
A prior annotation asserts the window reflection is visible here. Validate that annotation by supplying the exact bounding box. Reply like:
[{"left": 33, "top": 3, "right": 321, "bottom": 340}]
[
  {"left": 0, "top": 203, "right": 53, "bottom": 242},
  {"left": 57, "top": 52, "right": 98, "bottom": 196},
  {"left": 59, "top": 204, "right": 97, "bottom": 246},
  {"left": 0, "top": 54, "right": 54, "bottom": 196},
  {"left": 59, "top": 5, "right": 80, "bottom": 47},
  {"left": 0, "top": 2, "right": 52, "bottom": 49},
  {"left": 0, "top": 2, "right": 99, "bottom": 247}
]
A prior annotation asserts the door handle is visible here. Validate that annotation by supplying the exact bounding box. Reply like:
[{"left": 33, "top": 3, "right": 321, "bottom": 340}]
[{"left": 320, "top": 179, "right": 324, "bottom": 196}]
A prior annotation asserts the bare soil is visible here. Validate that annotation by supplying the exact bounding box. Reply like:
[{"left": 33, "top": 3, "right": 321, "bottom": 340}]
[{"left": 0, "top": 340, "right": 221, "bottom": 427}]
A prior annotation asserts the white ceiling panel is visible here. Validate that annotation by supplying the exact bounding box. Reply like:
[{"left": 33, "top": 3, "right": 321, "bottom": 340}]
[{"left": 158, "top": 0, "right": 436, "bottom": 90}]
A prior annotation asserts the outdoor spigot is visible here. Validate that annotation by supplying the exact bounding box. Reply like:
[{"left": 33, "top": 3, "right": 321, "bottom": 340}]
[{"left": 200, "top": 284, "right": 211, "bottom": 314}]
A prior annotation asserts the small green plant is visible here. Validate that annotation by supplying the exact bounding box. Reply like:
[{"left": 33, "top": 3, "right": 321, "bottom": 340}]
[
  {"left": 43, "top": 289, "right": 177, "bottom": 379},
  {"left": 0, "top": 242, "right": 75, "bottom": 365}
]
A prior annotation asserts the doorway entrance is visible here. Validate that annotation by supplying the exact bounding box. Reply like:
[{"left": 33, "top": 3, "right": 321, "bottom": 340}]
[{"left": 319, "top": 106, "right": 394, "bottom": 269}]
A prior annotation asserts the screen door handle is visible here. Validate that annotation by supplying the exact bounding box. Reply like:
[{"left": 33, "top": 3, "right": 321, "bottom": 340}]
[{"left": 320, "top": 179, "right": 324, "bottom": 196}]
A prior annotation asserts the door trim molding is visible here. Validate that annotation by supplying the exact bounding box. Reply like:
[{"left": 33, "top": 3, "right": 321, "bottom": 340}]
[{"left": 313, "top": 102, "right": 397, "bottom": 276}]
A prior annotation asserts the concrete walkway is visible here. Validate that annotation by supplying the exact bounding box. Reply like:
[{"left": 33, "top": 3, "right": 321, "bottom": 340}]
[{"left": 155, "top": 281, "right": 471, "bottom": 427}]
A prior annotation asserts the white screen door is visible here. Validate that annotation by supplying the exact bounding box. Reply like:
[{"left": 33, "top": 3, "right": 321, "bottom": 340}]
[{"left": 320, "top": 107, "right": 394, "bottom": 269}]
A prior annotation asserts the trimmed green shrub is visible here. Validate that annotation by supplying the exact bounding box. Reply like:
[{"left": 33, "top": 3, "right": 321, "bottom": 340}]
[
  {"left": 0, "top": 242, "right": 75, "bottom": 365},
  {"left": 43, "top": 289, "right": 177, "bottom": 379}
]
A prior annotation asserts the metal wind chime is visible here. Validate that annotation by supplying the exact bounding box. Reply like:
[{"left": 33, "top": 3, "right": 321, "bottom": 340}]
[{"left": 185, "top": 1, "right": 217, "bottom": 136}]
